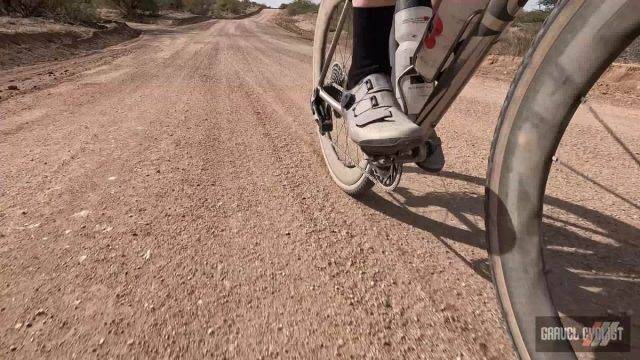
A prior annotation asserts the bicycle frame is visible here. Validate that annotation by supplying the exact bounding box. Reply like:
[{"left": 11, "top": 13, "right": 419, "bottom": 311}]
[
  {"left": 415, "top": 0, "right": 528, "bottom": 131},
  {"left": 314, "top": 0, "right": 528, "bottom": 135}
]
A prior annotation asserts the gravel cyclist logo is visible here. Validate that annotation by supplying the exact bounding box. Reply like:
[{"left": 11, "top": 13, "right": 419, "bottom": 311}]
[
  {"left": 536, "top": 316, "right": 631, "bottom": 352},
  {"left": 582, "top": 321, "right": 624, "bottom": 348}
]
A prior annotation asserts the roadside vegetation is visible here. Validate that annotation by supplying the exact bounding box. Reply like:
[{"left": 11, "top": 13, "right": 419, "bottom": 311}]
[
  {"left": 491, "top": 14, "right": 547, "bottom": 57},
  {"left": 0, "top": 0, "right": 100, "bottom": 23},
  {"left": 496, "top": 3, "right": 637, "bottom": 61},
  {"left": 0, "top": 0, "right": 262, "bottom": 72},
  {"left": 280, "top": 0, "right": 317, "bottom": 16},
  {"left": 274, "top": 0, "right": 317, "bottom": 40},
  {"left": 0, "top": 0, "right": 262, "bottom": 22},
  {"left": 168, "top": 0, "right": 262, "bottom": 17},
  {"left": 273, "top": 0, "right": 558, "bottom": 55},
  {"left": 483, "top": 3, "right": 556, "bottom": 56}
]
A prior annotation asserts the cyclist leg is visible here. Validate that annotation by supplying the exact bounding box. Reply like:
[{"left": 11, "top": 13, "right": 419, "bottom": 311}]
[
  {"left": 345, "top": 0, "right": 444, "bottom": 170},
  {"left": 342, "top": 0, "right": 427, "bottom": 155},
  {"left": 347, "top": 0, "right": 396, "bottom": 89}
]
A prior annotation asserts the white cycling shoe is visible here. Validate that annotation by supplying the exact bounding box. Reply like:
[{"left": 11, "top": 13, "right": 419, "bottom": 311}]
[{"left": 341, "top": 73, "right": 427, "bottom": 156}]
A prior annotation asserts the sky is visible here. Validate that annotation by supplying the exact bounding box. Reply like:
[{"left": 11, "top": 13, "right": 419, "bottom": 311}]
[
  {"left": 256, "top": 0, "right": 544, "bottom": 11},
  {"left": 523, "top": 1, "right": 543, "bottom": 11},
  {"left": 256, "top": 0, "right": 289, "bottom": 7}
]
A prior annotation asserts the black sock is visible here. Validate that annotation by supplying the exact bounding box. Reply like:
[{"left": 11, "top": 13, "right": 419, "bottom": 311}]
[{"left": 347, "top": 6, "right": 395, "bottom": 89}]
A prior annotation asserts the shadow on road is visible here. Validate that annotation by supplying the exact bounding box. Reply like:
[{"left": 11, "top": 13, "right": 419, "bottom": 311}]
[
  {"left": 360, "top": 174, "right": 490, "bottom": 280},
  {"left": 359, "top": 169, "right": 640, "bottom": 357},
  {"left": 138, "top": 28, "right": 200, "bottom": 36}
]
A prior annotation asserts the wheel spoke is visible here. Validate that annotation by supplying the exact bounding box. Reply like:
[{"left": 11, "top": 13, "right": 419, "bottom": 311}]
[
  {"left": 320, "top": 1, "right": 364, "bottom": 169},
  {"left": 581, "top": 97, "right": 640, "bottom": 168},
  {"left": 315, "top": 0, "right": 373, "bottom": 194}
]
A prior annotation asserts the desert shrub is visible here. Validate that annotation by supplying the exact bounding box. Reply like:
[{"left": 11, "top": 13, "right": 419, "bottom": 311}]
[
  {"left": 184, "top": 0, "right": 214, "bottom": 15},
  {"left": 285, "top": 0, "right": 316, "bottom": 16},
  {"left": 63, "top": 1, "right": 99, "bottom": 22},
  {"left": 3, "top": 0, "right": 98, "bottom": 21},
  {"left": 112, "top": 0, "right": 158, "bottom": 17},
  {"left": 514, "top": 9, "right": 549, "bottom": 24},
  {"left": 1, "top": 0, "right": 10, "bottom": 14},
  {"left": 10, "top": 0, "right": 44, "bottom": 16},
  {"left": 44, "top": 0, "right": 99, "bottom": 23},
  {"left": 215, "top": 0, "right": 240, "bottom": 14},
  {"left": 139, "top": 0, "right": 159, "bottom": 14},
  {"left": 155, "top": 0, "right": 176, "bottom": 9},
  {"left": 488, "top": 7, "right": 550, "bottom": 56},
  {"left": 491, "top": 23, "right": 542, "bottom": 56}
]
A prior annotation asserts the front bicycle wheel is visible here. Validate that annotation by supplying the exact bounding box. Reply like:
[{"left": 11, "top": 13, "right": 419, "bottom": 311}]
[
  {"left": 312, "top": 0, "right": 374, "bottom": 196},
  {"left": 486, "top": 1, "right": 640, "bottom": 359}
]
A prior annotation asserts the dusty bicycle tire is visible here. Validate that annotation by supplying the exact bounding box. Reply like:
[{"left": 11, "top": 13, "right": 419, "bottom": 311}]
[
  {"left": 313, "top": 0, "right": 374, "bottom": 196},
  {"left": 486, "top": 1, "right": 640, "bottom": 359}
]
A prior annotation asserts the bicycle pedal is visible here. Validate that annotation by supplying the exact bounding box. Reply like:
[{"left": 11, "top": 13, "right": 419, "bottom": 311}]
[
  {"left": 310, "top": 88, "right": 333, "bottom": 134},
  {"left": 366, "top": 143, "right": 427, "bottom": 166}
]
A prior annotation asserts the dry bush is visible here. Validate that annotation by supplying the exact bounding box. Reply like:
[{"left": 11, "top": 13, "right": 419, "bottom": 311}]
[
  {"left": 491, "top": 23, "right": 541, "bottom": 57},
  {"left": 1, "top": 0, "right": 10, "bottom": 14},
  {"left": 285, "top": 0, "right": 317, "bottom": 16},
  {"left": 215, "top": 0, "right": 240, "bottom": 15},
  {"left": 3, "top": 0, "right": 98, "bottom": 22},
  {"left": 487, "top": 9, "right": 547, "bottom": 57},
  {"left": 183, "top": 0, "right": 214, "bottom": 15},
  {"left": 112, "top": 0, "right": 158, "bottom": 18},
  {"left": 10, "top": 0, "right": 43, "bottom": 16},
  {"left": 46, "top": 0, "right": 99, "bottom": 23}
]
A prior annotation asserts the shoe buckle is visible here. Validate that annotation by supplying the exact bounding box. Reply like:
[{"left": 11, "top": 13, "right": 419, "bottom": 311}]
[
  {"left": 370, "top": 95, "right": 378, "bottom": 108},
  {"left": 365, "top": 79, "right": 373, "bottom": 91}
]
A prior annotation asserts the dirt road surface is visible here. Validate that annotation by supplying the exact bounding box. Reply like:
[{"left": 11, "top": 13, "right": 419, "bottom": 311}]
[{"left": 1, "top": 10, "right": 639, "bottom": 359}]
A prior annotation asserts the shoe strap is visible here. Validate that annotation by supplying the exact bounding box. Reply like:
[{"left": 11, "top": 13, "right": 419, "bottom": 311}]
[
  {"left": 353, "top": 76, "right": 393, "bottom": 100},
  {"left": 353, "top": 107, "right": 393, "bottom": 127},
  {"left": 343, "top": 75, "right": 396, "bottom": 127}
]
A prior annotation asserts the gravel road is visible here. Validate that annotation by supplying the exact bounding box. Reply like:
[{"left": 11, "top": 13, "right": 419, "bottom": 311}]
[{"left": 1, "top": 9, "right": 638, "bottom": 359}]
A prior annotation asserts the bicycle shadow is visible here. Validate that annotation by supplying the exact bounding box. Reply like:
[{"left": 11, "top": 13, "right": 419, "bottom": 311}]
[
  {"left": 358, "top": 168, "right": 640, "bottom": 358},
  {"left": 360, "top": 176, "right": 491, "bottom": 280}
]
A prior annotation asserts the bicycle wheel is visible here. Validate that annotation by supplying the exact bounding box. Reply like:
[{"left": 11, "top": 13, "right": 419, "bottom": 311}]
[
  {"left": 312, "top": 0, "right": 374, "bottom": 196},
  {"left": 486, "top": 1, "right": 640, "bottom": 359}
]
